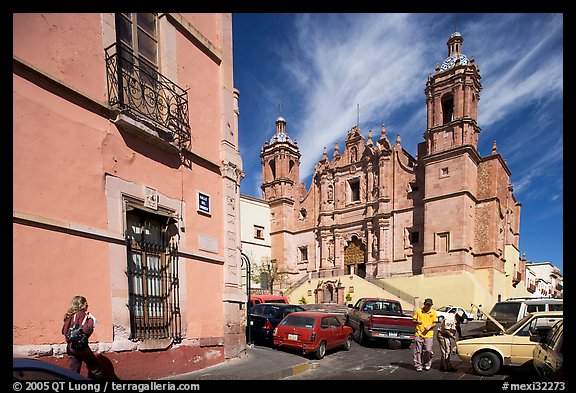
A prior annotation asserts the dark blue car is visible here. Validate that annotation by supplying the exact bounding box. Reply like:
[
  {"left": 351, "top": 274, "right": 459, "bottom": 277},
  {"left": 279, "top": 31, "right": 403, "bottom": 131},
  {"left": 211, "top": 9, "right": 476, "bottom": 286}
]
[
  {"left": 13, "top": 357, "right": 90, "bottom": 380},
  {"left": 248, "top": 303, "right": 305, "bottom": 344}
]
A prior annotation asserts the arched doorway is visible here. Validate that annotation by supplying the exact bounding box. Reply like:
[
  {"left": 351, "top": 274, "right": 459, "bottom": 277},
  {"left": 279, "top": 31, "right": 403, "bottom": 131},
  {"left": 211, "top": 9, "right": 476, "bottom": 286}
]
[{"left": 344, "top": 236, "right": 366, "bottom": 278}]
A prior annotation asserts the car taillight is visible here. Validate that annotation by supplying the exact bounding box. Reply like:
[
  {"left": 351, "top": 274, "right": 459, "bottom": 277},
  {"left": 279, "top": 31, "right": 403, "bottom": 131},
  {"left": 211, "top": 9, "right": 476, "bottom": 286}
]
[
  {"left": 273, "top": 327, "right": 278, "bottom": 336},
  {"left": 367, "top": 315, "right": 373, "bottom": 326},
  {"left": 264, "top": 320, "right": 274, "bottom": 330},
  {"left": 310, "top": 332, "right": 316, "bottom": 342}
]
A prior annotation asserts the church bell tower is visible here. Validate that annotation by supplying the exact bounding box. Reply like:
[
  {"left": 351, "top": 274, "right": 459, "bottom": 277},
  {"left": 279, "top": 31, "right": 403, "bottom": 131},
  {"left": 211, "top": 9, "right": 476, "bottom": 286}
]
[
  {"left": 260, "top": 116, "right": 301, "bottom": 275},
  {"left": 420, "top": 31, "right": 483, "bottom": 276},
  {"left": 423, "top": 32, "right": 482, "bottom": 156}
]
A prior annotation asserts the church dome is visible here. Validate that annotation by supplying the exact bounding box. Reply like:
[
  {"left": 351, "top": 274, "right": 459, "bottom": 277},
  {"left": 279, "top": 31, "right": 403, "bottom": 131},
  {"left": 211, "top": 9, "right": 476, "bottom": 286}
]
[
  {"left": 440, "top": 31, "right": 469, "bottom": 72},
  {"left": 270, "top": 132, "right": 293, "bottom": 144},
  {"left": 440, "top": 53, "right": 469, "bottom": 71}
]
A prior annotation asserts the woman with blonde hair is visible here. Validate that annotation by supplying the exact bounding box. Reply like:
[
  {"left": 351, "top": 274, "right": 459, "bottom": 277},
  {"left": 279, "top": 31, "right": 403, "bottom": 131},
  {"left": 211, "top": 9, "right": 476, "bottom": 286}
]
[{"left": 62, "top": 295, "right": 102, "bottom": 379}]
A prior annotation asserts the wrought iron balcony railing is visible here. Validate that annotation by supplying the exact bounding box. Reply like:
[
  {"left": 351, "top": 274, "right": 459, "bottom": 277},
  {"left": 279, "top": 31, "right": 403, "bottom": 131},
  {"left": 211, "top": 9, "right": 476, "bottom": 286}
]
[{"left": 105, "top": 43, "right": 190, "bottom": 146}]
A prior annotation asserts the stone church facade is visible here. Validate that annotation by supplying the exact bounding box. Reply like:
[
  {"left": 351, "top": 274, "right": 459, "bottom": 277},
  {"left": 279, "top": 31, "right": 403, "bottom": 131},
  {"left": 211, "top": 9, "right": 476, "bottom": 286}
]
[{"left": 260, "top": 32, "right": 526, "bottom": 302}]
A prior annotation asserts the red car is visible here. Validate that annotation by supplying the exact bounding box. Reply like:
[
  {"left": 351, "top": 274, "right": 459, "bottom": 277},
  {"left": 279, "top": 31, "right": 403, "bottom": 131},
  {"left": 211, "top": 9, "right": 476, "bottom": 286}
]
[{"left": 273, "top": 311, "right": 353, "bottom": 359}]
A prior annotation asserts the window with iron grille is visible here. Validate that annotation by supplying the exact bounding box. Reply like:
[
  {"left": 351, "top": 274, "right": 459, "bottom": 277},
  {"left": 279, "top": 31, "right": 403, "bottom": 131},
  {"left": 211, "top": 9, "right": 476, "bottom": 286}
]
[{"left": 125, "top": 208, "right": 181, "bottom": 342}]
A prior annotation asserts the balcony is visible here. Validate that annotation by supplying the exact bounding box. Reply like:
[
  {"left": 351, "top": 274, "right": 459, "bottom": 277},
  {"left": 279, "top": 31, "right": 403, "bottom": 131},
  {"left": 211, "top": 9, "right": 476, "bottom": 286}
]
[{"left": 105, "top": 43, "right": 190, "bottom": 148}]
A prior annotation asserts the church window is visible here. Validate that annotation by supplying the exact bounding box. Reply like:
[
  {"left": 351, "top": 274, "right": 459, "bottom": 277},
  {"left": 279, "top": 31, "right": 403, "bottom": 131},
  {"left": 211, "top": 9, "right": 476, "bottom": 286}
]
[
  {"left": 440, "top": 167, "right": 450, "bottom": 177},
  {"left": 327, "top": 185, "right": 334, "bottom": 202},
  {"left": 299, "top": 246, "right": 308, "bottom": 261},
  {"left": 442, "top": 94, "right": 454, "bottom": 124},
  {"left": 349, "top": 178, "right": 360, "bottom": 202},
  {"left": 289, "top": 160, "right": 295, "bottom": 175},
  {"left": 269, "top": 160, "right": 276, "bottom": 180}
]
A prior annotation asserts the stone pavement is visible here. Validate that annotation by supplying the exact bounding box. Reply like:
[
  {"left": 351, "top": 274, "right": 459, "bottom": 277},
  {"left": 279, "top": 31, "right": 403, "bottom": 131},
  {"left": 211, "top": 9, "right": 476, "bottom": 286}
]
[
  {"left": 162, "top": 320, "right": 488, "bottom": 381},
  {"left": 161, "top": 344, "right": 311, "bottom": 380}
]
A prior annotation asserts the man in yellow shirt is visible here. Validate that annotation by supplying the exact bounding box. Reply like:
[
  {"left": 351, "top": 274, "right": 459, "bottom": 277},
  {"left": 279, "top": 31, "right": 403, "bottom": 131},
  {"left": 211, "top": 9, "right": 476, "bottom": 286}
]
[{"left": 412, "top": 298, "right": 438, "bottom": 372}]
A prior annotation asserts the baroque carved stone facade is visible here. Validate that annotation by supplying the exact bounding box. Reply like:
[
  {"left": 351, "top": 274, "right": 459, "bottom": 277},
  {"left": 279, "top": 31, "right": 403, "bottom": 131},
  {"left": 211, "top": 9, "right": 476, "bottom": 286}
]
[{"left": 260, "top": 32, "right": 523, "bottom": 296}]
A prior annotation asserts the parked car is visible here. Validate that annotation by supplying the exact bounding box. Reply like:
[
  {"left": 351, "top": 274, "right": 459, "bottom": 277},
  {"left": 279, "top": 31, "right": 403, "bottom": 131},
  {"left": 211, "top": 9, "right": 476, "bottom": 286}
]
[
  {"left": 532, "top": 319, "right": 563, "bottom": 381},
  {"left": 456, "top": 310, "right": 563, "bottom": 376},
  {"left": 435, "top": 305, "right": 474, "bottom": 324},
  {"left": 273, "top": 311, "right": 353, "bottom": 359},
  {"left": 346, "top": 297, "right": 415, "bottom": 348},
  {"left": 484, "top": 297, "right": 563, "bottom": 332},
  {"left": 13, "top": 357, "right": 90, "bottom": 380},
  {"left": 248, "top": 294, "right": 289, "bottom": 308},
  {"left": 248, "top": 303, "right": 305, "bottom": 344}
]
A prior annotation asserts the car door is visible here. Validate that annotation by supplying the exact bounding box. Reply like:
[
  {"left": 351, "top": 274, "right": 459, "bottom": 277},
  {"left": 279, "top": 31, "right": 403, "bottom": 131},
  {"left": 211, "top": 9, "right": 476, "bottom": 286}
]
[
  {"left": 319, "top": 316, "right": 332, "bottom": 347},
  {"left": 347, "top": 300, "right": 362, "bottom": 331},
  {"left": 510, "top": 315, "right": 559, "bottom": 366},
  {"left": 541, "top": 323, "right": 563, "bottom": 380},
  {"left": 328, "top": 315, "right": 347, "bottom": 348}
]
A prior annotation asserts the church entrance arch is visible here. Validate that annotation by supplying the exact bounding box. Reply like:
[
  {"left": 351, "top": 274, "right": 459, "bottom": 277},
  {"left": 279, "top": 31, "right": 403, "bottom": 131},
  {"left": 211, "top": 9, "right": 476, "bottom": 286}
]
[{"left": 344, "top": 236, "right": 366, "bottom": 278}]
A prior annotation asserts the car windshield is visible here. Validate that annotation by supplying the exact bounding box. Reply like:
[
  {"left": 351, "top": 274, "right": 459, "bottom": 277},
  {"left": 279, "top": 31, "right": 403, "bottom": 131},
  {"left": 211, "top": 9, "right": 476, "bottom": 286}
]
[
  {"left": 505, "top": 313, "right": 534, "bottom": 334},
  {"left": 280, "top": 315, "right": 316, "bottom": 329},
  {"left": 260, "top": 306, "right": 284, "bottom": 317},
  {"left": 490, "top": 302, "right": 521, "bottom": 319},
  {"left": 437, "top": 306, "right": 449, "bottom": 312},
  {"left": 363, "top": 301, "right": 400, "bottom": 312}
]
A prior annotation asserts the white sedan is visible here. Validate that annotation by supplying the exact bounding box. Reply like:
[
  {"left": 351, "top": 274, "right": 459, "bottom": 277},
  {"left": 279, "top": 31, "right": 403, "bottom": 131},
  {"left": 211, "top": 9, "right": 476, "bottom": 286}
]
[{"left": 435, "top": 306, "right": 474, "bottom": 324}]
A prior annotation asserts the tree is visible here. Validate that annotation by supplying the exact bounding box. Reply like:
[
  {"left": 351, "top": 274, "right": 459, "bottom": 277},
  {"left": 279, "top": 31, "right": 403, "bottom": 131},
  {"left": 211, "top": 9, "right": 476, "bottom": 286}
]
[{"left": 252, "top": 258, "right": 287, "bottom": 294}]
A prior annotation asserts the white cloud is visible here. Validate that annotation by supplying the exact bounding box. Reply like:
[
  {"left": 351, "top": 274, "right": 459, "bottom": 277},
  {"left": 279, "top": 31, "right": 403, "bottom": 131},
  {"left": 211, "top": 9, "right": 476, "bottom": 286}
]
[{"left": 282, "top": 14, "right": 431, "bottom": 179}]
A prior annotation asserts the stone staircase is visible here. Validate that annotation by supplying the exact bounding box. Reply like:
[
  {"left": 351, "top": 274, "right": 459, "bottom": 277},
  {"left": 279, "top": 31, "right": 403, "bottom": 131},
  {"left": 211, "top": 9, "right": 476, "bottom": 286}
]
[{"left": 283, "top": 272, "right": 417, "bottom": 313}]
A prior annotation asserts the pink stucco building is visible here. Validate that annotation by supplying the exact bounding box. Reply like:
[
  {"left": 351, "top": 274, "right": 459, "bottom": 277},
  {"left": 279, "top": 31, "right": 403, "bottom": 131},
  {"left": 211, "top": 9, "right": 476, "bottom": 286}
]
[
  {"left": 13, "top": 13, "right": 245, "bottom": 379},
  {"left": 261, "top": 32, "right": 528, "bottom": 307}
]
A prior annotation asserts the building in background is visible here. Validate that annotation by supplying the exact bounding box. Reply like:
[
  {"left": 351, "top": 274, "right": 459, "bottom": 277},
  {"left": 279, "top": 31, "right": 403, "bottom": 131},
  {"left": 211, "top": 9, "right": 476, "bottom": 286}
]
[
  {"left": 13, "top": 13, "right": 245, "bottom": 379},
  {"left": 525, "top": 261, "right": 563, "bottom": 298},
  {"left": 260, "top": 32, "right": 530, "bottom": 310},
  {"left": 239, "top": 194, "right": 273, "bottom": 293}
]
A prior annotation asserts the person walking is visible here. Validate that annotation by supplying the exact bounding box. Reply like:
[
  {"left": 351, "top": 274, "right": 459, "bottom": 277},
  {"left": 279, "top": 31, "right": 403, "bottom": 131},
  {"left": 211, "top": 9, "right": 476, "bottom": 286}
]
[
  {"left": 437, "top": 312, "right": 457, "bottom": 371},
  {"left": 454, "top": 310, "right": 464, "bottom": 339},
  {"left": 62, "top": 295, "right": 103, "bottom": 379},
  {"left": 412, "top": 298, "right": 438, "bottom": 372}
]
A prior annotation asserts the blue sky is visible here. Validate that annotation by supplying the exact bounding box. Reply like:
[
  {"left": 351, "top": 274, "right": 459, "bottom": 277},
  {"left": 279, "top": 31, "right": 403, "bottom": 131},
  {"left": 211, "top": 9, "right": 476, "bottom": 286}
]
[{"left": 232, "top": 13, "right": 563, "bottom": 273}]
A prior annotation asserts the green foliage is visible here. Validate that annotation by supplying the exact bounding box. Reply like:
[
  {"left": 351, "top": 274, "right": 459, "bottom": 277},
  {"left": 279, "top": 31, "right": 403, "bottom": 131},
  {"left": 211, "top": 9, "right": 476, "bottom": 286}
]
[
  {"left": 345, "top": 292, "right": 353, "bottom": 302},
  {"left": 298, "top": 295, "right": 308, "bottom": 305}
]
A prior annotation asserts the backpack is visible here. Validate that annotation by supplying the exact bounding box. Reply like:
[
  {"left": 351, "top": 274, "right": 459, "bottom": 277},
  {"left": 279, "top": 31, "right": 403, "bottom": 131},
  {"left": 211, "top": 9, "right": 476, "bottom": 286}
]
[{"left": 66, "top": 314, "right": 89, "bottom": 350}]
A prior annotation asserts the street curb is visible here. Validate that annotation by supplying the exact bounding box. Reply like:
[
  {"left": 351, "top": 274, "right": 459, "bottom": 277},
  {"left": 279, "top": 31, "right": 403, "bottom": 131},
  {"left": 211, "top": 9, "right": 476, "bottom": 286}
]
[
  {"left": 259, "top": 361, "right": 310, "bottom": 380},
  {"left": 292, "top": 362, "right": 310, "bottom": 376}
]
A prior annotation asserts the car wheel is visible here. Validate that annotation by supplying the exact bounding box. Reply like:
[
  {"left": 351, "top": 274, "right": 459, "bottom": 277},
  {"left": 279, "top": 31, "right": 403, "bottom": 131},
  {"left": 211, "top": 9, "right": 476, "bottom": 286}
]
[
  {"left": 358, "top": 325, "right": 368, "bottom": 345},
  {"left": 314, "top": 341, "right": 327, "bottom": 360},
  {"left": 472, "top": 351, "right": 501, "bottom": 376},
  {"left": 438, "top": 316, "right": 445, "bottom": 323},
  {"left": 343, "top": 335, "right": 352, "bottom": 351},
  {"left": 461, "top": 317, "right": 468, "bottom": 325}
]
